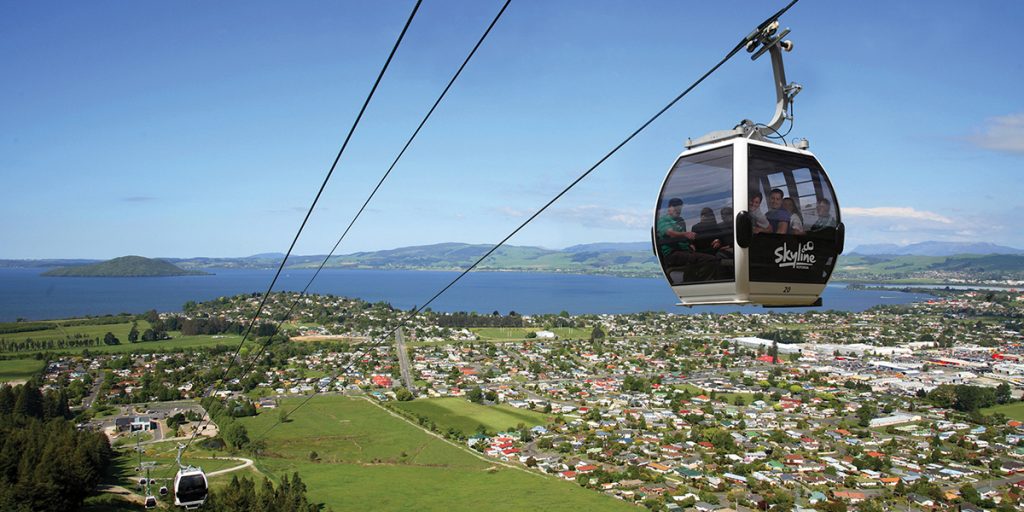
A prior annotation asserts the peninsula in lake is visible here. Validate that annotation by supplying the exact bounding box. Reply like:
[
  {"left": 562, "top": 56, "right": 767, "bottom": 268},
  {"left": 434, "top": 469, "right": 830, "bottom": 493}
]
[{"left": 42, "top": 256, "right": 210, "bottom": 277}]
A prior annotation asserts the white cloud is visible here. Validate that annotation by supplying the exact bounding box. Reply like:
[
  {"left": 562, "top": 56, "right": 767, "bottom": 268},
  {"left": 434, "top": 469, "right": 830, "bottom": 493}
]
[
  {"left": 843, "top": 206, "right": 953, "bottom": 225},
  {"left": 496, "top": 204, "right": 648, "bottom": 230},
  {"left": 497, "top": 206, "right": 529, "bottom": 218},
  {"left": 967, "top": 113, "right": 1024, "bottom": 154},
  {"left": 548, "top": 205, "right": 648, "bottom": 230}
]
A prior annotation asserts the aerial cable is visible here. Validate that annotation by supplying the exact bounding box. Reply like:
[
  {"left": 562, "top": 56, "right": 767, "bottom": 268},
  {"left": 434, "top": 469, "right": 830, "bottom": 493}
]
[
  {"left": 252, "top": 0, "right": 803, "bottom": 440},
  {"left": 168, "top": 0, "right": 424, "bottom": 467},
  {"left": 236, "top": 0, "right": 512, "bottom": 380}
]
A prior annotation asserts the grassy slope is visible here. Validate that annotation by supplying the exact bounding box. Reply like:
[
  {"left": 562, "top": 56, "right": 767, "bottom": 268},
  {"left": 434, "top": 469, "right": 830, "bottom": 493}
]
[
  {"left": 981, "top": 402, "right": 1024, "bottom": 421},
  {"left": 0, "top": 359, "right": 45, "bottom": 381},
  {"left": 238, "top": 396, "right": 632, "bottom": 512},
  {"left": 392, "top": 397, "right": 552, "bottom": 435}
]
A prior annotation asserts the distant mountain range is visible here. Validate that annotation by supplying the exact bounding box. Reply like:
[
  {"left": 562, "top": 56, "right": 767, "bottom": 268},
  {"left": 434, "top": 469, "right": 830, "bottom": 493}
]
[
  {"left": 3, "top": 240, "right": 1022, "bottom": 279},
  {"left": 851, "top": 241, "right": 1024, "bottom": 257}
]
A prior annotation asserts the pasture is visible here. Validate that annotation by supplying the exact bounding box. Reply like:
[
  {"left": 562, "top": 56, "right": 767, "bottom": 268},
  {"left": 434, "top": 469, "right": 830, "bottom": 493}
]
[
  {"left": 239, "top": 395, "right": 632, "bottom": 512},
  {"left": 0, "top": 358, "right": 45, "bottom": 382},
  {"left": 393, "top": 397, "right": 551, "bottom": 435}
]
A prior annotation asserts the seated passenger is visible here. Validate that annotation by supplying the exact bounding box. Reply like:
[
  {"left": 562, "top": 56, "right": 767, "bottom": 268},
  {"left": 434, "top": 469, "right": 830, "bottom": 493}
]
[
  {"left": 692, "top": 207, "right": 724, "bottom": 255},
  {"left": 749, "top": 192, "right": 771, "bottom": 234},
  {"left": 656, "top": 198, "right": 718, "bottom": 282},
  {"left": 783, "top": 197, "right": 805, "bottom": 235},
  {"left": 810, "top": 198, "right": 837, "bottom": 231},
  {"left": 766, "top": 188, "right": 790, "bottom": 234}
]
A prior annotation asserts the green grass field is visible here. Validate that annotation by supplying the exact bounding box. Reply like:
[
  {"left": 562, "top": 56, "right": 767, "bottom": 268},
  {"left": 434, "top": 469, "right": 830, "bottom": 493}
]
[
  {"left": 0, "top": 320, "right": 152, "bottom": 344},
  {"left": 981, "top": 401, "right": 1024, "bottom": 421},
  {"left": 471, "top": 327, "right": 587, "bottom": 341},
  {"left": 0, "top": 358, "right": 45, "bottom": 382},
  {"left": 0, "top": 325, "right": 251, "bottom": 356},
  {"left": 674, "top": 383, "right": 766, "bottom": 405},
  {"left": 392, "top": 397, "right": 551, "bottom": 435},
  {"left": 238, "top": 395, "right": 632, "bottom": 512}
]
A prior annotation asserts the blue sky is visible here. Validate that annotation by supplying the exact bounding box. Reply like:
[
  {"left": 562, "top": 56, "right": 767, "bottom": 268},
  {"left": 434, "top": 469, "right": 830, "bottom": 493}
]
[{"left": 2, "top": 1, "right": 1022, "bottom": 259}]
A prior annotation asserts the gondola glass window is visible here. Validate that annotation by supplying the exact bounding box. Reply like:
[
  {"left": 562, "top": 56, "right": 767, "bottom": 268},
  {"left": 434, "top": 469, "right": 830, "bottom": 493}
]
[
  {"left": 655, "top": 146, "right": 734, "bottom": 286},
  {"left": 747, "top": 145, "right": 840, "bottom": 284}
]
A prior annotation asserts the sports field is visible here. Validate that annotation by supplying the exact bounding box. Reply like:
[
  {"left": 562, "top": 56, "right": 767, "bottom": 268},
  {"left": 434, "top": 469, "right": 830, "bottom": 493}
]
[
  {"left": 0, "top": 358, "right": 45, "bottom": 382},
  {"left": 238, "top": 395, "right": 631, "bottom": 512},
  {"left": 393, "top": 397, "right": 551, "bottom": 435},
  {"left": 981, "top": 401, "right": 1024, "bottom": 421},
  {"left": 470, "top": 327, "right": 586, "bottom": 340}
]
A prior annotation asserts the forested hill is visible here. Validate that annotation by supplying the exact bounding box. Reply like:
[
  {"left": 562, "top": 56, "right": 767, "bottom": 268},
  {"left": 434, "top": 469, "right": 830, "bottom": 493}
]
[{"left": 42, "top": 256, "right": 209, "bottom": 277}]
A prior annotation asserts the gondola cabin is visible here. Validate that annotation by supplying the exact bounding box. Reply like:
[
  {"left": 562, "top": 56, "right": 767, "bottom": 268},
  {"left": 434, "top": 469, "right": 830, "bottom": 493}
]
[
  {"left": 653, "top": 136, "right": 843, "bottom": 307},
  {"left": 173, "top": 467, "right": 208, "bottom": 509}
]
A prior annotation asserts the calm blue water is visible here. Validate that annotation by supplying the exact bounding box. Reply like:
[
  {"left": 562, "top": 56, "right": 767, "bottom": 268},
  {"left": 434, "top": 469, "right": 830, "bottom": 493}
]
[{"left": 0, "top": 267, "right": 931, "bottom": 321}]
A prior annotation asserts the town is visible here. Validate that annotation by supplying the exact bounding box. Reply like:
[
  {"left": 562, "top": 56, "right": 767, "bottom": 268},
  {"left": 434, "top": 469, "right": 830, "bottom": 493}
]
[{"left": 23, "top": 289, "right": 1024, "bottom": 511}]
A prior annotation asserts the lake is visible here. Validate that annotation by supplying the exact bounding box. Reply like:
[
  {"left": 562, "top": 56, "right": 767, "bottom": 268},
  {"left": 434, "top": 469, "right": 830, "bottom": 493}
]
[{"left": 0, "top": 267, "right": 933, "bottom": 321}]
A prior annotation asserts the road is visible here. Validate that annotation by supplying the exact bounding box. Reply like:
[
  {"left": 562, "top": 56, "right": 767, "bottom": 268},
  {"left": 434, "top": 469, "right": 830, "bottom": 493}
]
[{"left": 395, "top": 327, "right": 415, "bottom": 393}]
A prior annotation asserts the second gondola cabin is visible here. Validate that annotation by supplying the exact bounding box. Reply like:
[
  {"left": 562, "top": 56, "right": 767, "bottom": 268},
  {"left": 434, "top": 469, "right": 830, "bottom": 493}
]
[{"left": 653, "top": 136, "right": 843, "bottom": 307}]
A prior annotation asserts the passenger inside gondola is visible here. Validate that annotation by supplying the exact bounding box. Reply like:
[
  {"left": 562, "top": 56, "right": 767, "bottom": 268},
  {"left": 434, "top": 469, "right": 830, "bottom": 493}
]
[
  {"left": 656, "top": 198, "right": 718, "bottom": 284},
  {"left": 749, "top": 192, "right": 771, "bottom": 234},
  {"left": 810, "top": 198, "right": 835, "bottom": 231},
  {"left": 766, "top": 188, "right": 790, "bottom": 234},
  {"left": 782, "top": 197, "right": 805, "bottom": 235}
]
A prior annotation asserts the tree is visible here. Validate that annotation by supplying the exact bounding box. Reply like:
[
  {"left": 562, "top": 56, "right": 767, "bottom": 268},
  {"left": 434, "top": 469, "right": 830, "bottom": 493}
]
[
  {"left": 128, "top": 322, "right": 139, "bottom": 343},
  {"left": 103, "top": 332, "right": 120, "bottom": 345},
  {"left": 223, "top": 423, "right": 250, "bottom": 450},
  {"left": 590, "top": 326, "right": 605, "bottom": 341},
  {"left": 996, "top": 383, "right": 1012, "bottom": 404},
  {"left": 856, "top": 403, "right": 876, "bottom": 428},
  {"left": 395, "top": 387, "right": 414, "bottom": 401},
  {"left": 467, "top": 386, "right": 483, "bottom": 404}
]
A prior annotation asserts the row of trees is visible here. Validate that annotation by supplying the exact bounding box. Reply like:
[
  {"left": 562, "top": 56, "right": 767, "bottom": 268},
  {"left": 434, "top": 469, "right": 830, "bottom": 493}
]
[
  {"left": 203, "top": 473, "right": 324, "bottom": 512},
  {"left": 0, "top": 382, "right": 113, "bottom": 512},
  {"left": 926, "top": 383, "right": 1012, "bottom": 412},
  {"left": 0, "top": 333, "right": 119, "bottom": 353},
  {"left": 432, "top": 311, "right": 524, "bottom": 328}
]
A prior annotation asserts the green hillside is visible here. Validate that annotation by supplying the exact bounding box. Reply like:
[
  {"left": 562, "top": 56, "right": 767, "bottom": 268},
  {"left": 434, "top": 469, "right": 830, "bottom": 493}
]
[
  {"left": 42, "top": 255, "right": 209, "bottom": 277},
  {"left": 283, "top": 243, "right": 660, "bottom": 277}
]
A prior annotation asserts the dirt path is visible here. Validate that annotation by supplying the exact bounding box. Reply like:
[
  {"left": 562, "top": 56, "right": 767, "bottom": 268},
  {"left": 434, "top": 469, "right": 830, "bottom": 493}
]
[{"left": 206, "top": 456, "right": 254, "bottom": 477}]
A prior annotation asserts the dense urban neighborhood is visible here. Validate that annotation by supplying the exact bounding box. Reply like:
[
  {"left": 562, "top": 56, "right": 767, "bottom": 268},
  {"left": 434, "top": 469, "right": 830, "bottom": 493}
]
[{"left": 5, "top": 287, "right": 1022, "bottom": 511}]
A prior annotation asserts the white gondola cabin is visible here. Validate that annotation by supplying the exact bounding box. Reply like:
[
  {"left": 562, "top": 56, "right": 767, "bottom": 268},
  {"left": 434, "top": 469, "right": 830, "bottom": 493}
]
[
  {"left": 653, "top": 136, "right": 843, "bottom": 307},
  {"left": 651, "top": 18, "right": 844, "bottom": 307},
  {"left": 173, "top": 467, "right": 208, "bottom": 509}
]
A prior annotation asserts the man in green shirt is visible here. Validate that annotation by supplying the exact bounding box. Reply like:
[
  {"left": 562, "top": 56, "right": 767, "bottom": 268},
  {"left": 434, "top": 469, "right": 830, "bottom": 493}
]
[{"left": 656, "top": 198, "right": 717, "bottom": 283}]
